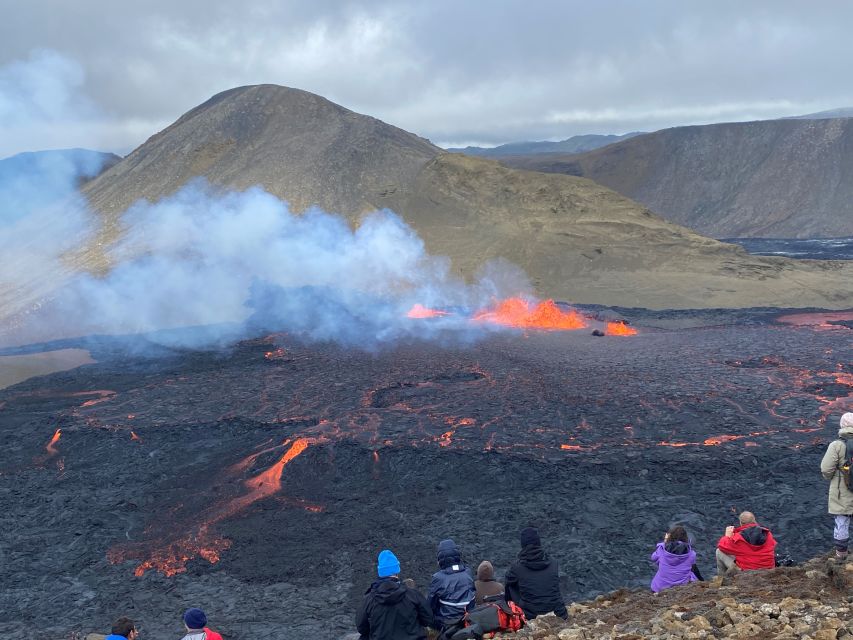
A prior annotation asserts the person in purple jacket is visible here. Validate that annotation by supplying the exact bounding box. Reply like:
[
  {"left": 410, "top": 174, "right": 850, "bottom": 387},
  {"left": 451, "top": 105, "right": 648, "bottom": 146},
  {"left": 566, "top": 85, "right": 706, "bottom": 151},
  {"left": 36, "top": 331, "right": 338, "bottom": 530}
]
[{"left": 650, "top": 525, "right": 703, "bottom": 593}]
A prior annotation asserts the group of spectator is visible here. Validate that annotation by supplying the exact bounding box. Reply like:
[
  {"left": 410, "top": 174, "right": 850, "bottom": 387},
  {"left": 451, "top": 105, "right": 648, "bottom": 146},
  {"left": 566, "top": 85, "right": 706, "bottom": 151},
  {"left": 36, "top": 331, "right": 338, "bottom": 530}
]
[{"left": 98, "top": 413, "right": 853, "bottom": 640}]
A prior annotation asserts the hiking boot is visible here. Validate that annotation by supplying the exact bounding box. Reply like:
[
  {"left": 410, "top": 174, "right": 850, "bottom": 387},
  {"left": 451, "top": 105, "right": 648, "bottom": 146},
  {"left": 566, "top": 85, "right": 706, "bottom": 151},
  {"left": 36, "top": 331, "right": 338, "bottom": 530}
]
[{"left": 835, "top": 549, "right": 848, "bottom": 563}]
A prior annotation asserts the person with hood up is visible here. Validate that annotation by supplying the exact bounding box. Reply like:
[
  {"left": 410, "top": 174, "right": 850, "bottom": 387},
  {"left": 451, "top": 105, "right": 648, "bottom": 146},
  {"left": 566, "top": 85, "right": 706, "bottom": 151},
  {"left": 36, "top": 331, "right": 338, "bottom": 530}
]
[
  {"left": 821, "top": 412, "right": 853, "bottom": 562},
  {"left": 427, "top": 539, "right": 475, "bottom": 630},
  {"left": 716, "top": 511, "right": 777, "bottom": 574},
  {"left": 474, "top": 560, "right": 505, "bottom": 604},
  {"left": 650, "top": 525, "right": 700, "bottom": 592},
  {"left": 504, "top": 527, "right": 568, "bottom": 620},
  {"left": 179, "top": 608, "right": 222, "bottom": 640},
  {"left": 357, "top": 549, "right": 433, "bottom": 640}
]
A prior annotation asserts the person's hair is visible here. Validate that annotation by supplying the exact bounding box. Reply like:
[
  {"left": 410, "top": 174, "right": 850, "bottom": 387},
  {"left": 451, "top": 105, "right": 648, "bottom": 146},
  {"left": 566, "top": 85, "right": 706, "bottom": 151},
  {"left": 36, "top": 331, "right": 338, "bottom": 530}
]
[
  {"left": 111, "top": 617, "right": 136, "bottom": 636},
  {"left": 666, "top": 525, "right": 689, "bottom": 544},
  {"left": 739, "top": 511, "right": 756, "bottom": 525}
]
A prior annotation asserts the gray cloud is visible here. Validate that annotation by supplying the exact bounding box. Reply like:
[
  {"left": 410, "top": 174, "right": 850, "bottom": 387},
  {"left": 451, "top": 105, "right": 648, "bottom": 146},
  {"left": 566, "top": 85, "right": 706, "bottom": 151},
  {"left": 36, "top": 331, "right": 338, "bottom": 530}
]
[{"left": 2, "top": 0, "right": 853, "bottom": 154}]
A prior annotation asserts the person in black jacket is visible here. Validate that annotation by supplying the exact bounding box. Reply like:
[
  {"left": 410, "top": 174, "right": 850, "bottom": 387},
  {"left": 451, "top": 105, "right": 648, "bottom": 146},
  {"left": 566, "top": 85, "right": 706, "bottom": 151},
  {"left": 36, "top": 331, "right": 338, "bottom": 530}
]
[
  {"left": 357, "top": 549, "right": 434, "bottom": 640},
  {"left": 427, "top": 539, "right": 475, "bottom": 630},
  {"left": 504, "top": 527, "right": 568, "bottom": 620}
]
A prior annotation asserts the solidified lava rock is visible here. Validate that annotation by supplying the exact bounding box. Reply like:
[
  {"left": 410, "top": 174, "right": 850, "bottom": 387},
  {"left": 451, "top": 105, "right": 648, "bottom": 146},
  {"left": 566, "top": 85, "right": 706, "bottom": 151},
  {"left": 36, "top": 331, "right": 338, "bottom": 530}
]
[{"left": 0, "top": 317, "right": 851, "bottom": 639}]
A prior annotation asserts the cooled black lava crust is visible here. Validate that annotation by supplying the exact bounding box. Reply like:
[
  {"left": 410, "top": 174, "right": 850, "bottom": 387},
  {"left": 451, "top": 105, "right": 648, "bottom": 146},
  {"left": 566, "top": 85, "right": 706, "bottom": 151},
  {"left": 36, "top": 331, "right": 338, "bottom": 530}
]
[{"left": 1, "top": 314, "right": 851, "bottom": 639}]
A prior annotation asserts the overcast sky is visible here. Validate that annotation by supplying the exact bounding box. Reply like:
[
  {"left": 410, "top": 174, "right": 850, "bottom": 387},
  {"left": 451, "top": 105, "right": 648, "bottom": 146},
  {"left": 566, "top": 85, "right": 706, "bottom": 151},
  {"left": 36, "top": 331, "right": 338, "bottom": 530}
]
[{"left": 2, "top": 0, "right": 853, "bottom": 157}]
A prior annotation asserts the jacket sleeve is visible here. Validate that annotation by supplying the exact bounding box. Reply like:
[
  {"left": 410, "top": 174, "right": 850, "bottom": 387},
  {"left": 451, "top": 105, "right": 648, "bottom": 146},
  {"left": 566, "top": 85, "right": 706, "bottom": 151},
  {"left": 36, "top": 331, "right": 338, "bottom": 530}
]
[
  {"left": 503, "top": 564, "right": 521, "bottom": 607},
  {"left": 355, "top": 594, "right": 370, "bottom": 639},
  {"left": 650, "top": 545, "right": 661, "bottom": 563},
  {"left": 822, "top": 441, "right": 841, "bottom": 480},
  {"left": 413, "top": 589, "right": 435, "bottom": 630},
  {"left": 427, "top": 574, "right": 441, "bottom": 616},
  {"left": 551, "top": 561, "right": 569, "bottom": 620},
  {"left": 717, "top": 533, "right": 739, "bottom": 555}
]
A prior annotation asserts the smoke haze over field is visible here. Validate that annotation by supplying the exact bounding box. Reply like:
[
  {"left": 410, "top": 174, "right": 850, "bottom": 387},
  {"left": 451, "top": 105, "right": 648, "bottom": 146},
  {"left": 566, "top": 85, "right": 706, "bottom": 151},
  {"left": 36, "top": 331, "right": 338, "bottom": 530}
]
[{"left": 2, "top": 3, "right": 853, "bottom": 154}]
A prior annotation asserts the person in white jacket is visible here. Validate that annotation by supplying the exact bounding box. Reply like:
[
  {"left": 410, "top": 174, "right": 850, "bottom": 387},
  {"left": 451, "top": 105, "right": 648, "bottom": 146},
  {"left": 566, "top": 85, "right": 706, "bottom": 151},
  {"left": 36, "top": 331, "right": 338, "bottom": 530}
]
[{"left": 820, "top": 412, "right": 853, "bottom": 561}]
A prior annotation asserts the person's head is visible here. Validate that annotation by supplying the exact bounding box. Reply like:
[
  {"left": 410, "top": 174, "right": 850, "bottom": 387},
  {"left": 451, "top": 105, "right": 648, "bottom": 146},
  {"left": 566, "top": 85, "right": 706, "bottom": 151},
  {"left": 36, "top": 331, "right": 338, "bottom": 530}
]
[
  {"left": 739, "top": 511, "right": 756, "bottom": 526},
  {"left": 437, "top": 539, "right": 461, "bottom": 569},
  {"left": 477, "top": 560, "right": 495, "bottom": 581},
  {"left": 841, "top": 412, "right": 853, "bottom": 431},
  {"left": 520, "top": 527, "right": 541, "bottom": 548},
  {"left": 183, "top": 608, "right": 207, "bottom": 631},
  {"left": 666, "top": 525, "right": 689, "bottom": 544},
  {"left": 377, "top": 549, "right": 401, "bottom": 578},
  {"left": 111, "top": 617, "right": 138, "bottom": 639}
]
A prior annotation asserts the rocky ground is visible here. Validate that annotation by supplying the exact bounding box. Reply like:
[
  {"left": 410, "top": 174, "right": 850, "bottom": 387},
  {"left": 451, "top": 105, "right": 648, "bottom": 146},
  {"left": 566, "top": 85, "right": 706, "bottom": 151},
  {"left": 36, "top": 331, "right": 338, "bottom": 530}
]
[
  {"left": 510, "top": 554, "right": 853, "bottom": 640},
  {"left": 0, "top": 309, "right": 851, "bottom": 639}
]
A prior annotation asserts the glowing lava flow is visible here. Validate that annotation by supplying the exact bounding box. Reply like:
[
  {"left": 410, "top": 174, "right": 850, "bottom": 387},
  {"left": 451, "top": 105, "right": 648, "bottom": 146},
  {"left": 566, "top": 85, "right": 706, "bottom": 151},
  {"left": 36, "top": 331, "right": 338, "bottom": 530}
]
[
  {"left": 605, "top": 321, "right": 638, "bottom": 336},
  {"left": 108, "top": 437, "right": 317, "bottom": 577},
  {"left": 406, "top": 304, "right": 450, "bottom": 319},
  {"left": 45, "top": 429, "right": 61, "bottom": 456},
  {"left": 473, "top": 298, "right": 587, "bottom": 330}
]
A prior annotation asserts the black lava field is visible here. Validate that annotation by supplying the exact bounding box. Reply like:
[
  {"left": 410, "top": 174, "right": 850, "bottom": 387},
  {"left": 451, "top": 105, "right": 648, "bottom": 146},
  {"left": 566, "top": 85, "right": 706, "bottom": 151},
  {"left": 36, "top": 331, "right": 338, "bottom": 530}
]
[{"left": 1, "top": 309, "right": 851, "bottom": 639}]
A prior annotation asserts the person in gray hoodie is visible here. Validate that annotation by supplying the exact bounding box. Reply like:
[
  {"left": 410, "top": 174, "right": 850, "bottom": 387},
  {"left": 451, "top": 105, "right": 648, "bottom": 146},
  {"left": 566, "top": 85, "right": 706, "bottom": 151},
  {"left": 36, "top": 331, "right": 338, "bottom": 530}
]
[{"left": 821, "top": 412, "right": 853, "bottom": 561}]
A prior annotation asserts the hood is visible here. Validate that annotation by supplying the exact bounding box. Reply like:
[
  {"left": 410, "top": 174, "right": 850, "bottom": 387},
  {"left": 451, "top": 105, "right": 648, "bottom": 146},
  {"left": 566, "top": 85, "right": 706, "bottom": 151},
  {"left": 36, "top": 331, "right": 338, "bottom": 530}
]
[
  {"left": 738, "top": 524, "right": 769, "bottom": 546},
  {"left": 370, "top": 577, "right": 408, "bottom": 605},
  {"left": 518, "top": 544, "right": 551, "bottom": 570},
  {"left": 664, "top": 540, "right": 691, "bottom": 555},
  {"left": 437, "top": 538, "right": 462, "bottom": 569},
  {"left": 477, "top": 560, "right": 495, "bottom": 580},
  {"left": 839, "top": 424, "right": 853, "bottom": 439}
]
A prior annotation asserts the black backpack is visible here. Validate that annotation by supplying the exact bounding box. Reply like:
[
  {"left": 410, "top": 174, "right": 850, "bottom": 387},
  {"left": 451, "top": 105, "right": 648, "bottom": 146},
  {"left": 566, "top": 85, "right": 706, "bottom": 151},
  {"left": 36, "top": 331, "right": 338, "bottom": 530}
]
[{"left": 842, "top": 439, "right": 853, "bottom": 491}]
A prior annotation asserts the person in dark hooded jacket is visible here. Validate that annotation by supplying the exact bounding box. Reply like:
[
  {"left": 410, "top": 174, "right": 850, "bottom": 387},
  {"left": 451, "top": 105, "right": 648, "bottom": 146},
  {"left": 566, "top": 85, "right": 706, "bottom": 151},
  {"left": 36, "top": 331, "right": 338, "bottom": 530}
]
[
  {"left": 357, "top": 549, "right": 433, "bottom": 640},
  {"left": 427, "top": 539, "right": 475, "bottom": 629},
  {"left": 504, "top": 527, "right": 568, "bottom": 620}
]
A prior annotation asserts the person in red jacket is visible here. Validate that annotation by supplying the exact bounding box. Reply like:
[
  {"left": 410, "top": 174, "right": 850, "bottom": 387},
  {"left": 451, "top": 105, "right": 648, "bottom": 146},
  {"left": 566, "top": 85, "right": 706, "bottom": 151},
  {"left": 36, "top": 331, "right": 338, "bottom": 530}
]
[{"left": 716, "top": 511, "right": 777, "bottom": 575}]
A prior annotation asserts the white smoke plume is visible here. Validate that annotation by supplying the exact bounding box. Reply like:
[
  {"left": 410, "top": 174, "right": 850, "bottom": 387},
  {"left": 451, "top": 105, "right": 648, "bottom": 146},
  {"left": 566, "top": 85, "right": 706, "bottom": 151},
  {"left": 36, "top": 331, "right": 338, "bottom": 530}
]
[{"left": 51, "top": 181, "right": 530, "bottom": 349}]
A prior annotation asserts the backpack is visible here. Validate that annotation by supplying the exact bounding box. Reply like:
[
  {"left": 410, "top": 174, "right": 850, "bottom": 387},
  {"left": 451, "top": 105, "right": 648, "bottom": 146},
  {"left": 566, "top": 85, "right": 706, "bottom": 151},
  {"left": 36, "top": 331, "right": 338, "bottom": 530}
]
[
  {"left": 443, "top": 596, "right": 526, "bottom": 639},
  {"left": 841, "top": 439, "right": 853, "bottom": 491}
]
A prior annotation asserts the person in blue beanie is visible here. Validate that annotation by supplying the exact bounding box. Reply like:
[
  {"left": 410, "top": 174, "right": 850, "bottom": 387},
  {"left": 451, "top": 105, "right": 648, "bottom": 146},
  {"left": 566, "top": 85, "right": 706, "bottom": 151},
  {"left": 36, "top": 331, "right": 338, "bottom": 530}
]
[
  {"left": 357, "top": 549, "right": 433, "bottom": 639},
  {"left": 105, "top": 617, "right": 138, "bottom": 640},
  {"left": 180, "top": 607, "right": 222, "bottom": 640},
  {"left": 427, "top": 539, "right": 475, "bottom": 630}
]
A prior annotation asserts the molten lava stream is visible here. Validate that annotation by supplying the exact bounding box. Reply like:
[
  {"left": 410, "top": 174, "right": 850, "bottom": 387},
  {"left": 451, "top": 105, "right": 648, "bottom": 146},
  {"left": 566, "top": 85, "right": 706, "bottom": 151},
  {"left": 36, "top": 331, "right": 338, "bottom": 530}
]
[
  {"left": 406, "top": 304, "right": 450, "bottom": 319},
  {"left": 45, "top": 428, "right": 61, "bottom": 456},
  {"left": 473, "top": 298, "right": 587, "bottom": 330},
  {"left": 605, "top": 321, "right": 638, "bottom": 336}
]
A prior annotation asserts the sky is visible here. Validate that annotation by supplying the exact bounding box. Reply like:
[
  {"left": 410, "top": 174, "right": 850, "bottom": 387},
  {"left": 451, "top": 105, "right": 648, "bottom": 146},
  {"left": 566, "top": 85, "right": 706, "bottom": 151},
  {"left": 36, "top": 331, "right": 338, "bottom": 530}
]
[{"left": 2, "top": 0, "right": 853, "bottom": 157}]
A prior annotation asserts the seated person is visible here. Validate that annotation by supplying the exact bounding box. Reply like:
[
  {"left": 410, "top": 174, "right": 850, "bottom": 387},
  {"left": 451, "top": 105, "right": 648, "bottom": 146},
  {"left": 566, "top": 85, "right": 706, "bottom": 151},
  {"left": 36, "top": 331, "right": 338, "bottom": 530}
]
[
  {"left": 650, "top": 525, "right": 700, "bottom": 592},
  {"left": 716, "top": 511, "right": 777, "bottom": 574},
  {"left": 428, "top": 539, "right": 475, "bottom": 630},
  {"left": 504, "top": 527, "right": 568, "bottom": 620},
  {"left": 474, "top": 560, "right": 505, "bottom": 604}
]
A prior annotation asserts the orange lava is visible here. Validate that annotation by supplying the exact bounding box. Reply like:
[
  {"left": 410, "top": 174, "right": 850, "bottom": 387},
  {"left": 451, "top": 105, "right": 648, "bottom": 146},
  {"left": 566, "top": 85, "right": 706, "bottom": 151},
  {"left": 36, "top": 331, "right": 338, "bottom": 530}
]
[
  {"left": 264, "top": 347, "right": 287, "bottom": 360},
  {"left": 473, "top": 298, "right": 587, "bottom": 330},
  {"left": 130, "top": 431, "right": 142, "bottom": 442},
  {"left": 605, "top": 321, "right": 638, "bottom": 336},
  {"left": 45, "top": 428, "right": 61, "bottom": 456},
  {"left": 406, "top": 304, "right": 450, "bottom": 319},
  {"left": 776, "top": 311, "right": 853, "bottom": 330}
]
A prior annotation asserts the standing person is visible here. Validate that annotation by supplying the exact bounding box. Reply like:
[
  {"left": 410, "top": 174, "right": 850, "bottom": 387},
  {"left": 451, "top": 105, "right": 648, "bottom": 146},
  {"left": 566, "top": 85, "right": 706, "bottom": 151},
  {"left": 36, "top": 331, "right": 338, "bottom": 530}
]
[
  {"left": 106, "top": 617, "right": 139, "bottom": 640},
  {"left": 821, "top": 412, "right": 853, "bottom": 562},
  {"left": 180, "top": 609, "right": 223, "bottom": 640},
  {"left": 504, "top": 527, "right": 568, "bottom": 620},
  {"left": 716, "top": 511, "right": 777, "bottom": 574},
  {"left": 650, "top": 525, "right": 700, "bottom": 592},
  {"left": 474, "top": 560, "right": 505, "bottom": 604},
  {"left": 356, "top": 549, "right": 433, "bottom": 640},
  {"left": 427, "top": 539, "right": 475, "bottom": 630}
]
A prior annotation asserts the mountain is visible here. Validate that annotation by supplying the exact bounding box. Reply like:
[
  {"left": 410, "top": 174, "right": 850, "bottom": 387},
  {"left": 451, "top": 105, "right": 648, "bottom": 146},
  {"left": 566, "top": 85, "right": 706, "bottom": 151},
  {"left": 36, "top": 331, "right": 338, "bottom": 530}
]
[
  {"left": 787, "top": 107, "right": 853, "bottom": 120},
  {"left": 30, "top": 85, "right": 853, "bottom": 314},
  {"left": 503, "top": 118, "right": 853, "bottom": 239},
  {"left": 446, "top": 132, "right": 643, "bottom": 157}
]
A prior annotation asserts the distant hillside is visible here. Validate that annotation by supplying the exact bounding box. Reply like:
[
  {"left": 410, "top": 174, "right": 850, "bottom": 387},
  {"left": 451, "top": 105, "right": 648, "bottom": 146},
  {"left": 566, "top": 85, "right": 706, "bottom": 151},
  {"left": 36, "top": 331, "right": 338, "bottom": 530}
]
[
  {"left": 504, "top": 118, "right": 853, "bottom": 238},
  {"left": 787, "top": 107, "right": 853, "bottom": 120},
  {"left": 13, "top": 84, "right": 846, "bottom": 318},
  {"left": 447, "top": 132, "right": 643, "bottom": 157}
]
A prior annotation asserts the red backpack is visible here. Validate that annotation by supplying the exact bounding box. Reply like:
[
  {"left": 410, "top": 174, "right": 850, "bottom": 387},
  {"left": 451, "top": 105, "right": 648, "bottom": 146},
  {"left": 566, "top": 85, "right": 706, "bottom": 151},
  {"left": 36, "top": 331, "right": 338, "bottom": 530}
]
[{"left": 446, "top": 597, "right": 526, "bottom": 639}]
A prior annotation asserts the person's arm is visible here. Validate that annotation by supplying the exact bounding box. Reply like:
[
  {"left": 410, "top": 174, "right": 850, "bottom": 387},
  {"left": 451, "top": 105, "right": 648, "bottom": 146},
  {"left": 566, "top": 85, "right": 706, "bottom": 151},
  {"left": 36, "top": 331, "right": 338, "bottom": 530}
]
[
  {"left": 691, "top": 563, "right": 704, "bottom": 581},
  {"left": 650, "top": 544, "right": 662, "bottom": 563},
  {"left": 427, "top": 574, "right": 441, "bottom": 620},
  {"left": 552, "top": 561, "right": 568, "bottom": 620},
  {"left": 821, "top": 441, "right": 841, "bottom": 480},
  {"left": 717, "top": 529, "right": 739, "bottom": 556},
  {"left": 413, "top": 590, "right": 435, "bottom": 630},
  {"left": 355, "top": 595, "right": 371, "bottom": 639},
  {"left": 503, "top": 565, "right": 520, "bottom": 606}
]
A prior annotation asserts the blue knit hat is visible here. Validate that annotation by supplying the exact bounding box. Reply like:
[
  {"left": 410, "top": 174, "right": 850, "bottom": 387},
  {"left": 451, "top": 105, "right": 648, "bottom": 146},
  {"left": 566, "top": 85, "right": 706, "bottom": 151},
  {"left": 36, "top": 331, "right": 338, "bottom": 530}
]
[
  {"left": 377, "top": 549, "right": 401, "bottom": 577},
  {"left": 183, "top": 608, "right": 207, "bottom": 630}
]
